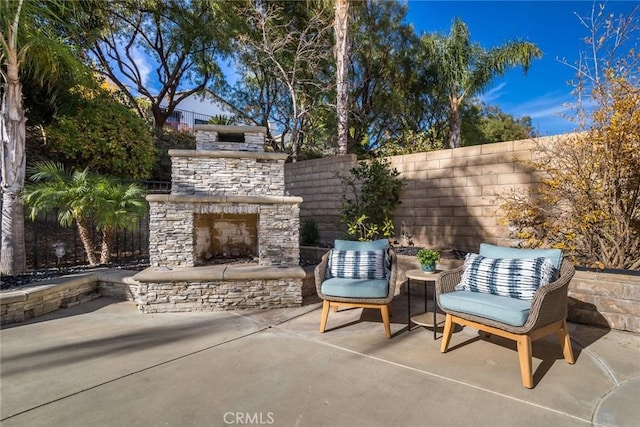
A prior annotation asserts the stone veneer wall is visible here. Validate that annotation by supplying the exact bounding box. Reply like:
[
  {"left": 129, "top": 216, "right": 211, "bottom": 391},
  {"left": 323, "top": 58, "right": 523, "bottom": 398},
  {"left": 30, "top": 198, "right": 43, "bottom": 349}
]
[
  {"left": 0, "top": 271, "right": 139, "bottom": 324},
  {"left": 137, "top": 279, "right": 303, "bottom": 313},
  {"left": 569, "top": 270, "right": 640, "bottom": 332},
  {"left": 194, "top": 125, "right": 267, "bottom": 152},
  {"left": 148, "top": 132, "right": 301, "bottom": 268},
  {"left": 147, "top": 200, "right": 300, "bottom": 267},
  {"left": 170, "top": 151, "right": 286, "bottom": 196}
]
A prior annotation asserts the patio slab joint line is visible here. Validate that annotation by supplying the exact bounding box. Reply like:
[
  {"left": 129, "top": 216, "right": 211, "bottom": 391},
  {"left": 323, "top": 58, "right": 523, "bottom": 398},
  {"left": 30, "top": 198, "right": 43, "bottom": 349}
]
[
  {"left": 0, "top": 324, "right": 272, "bottom": 422},
  {"left": 278, "top": 327, "right": 592, "bottom": 426}
]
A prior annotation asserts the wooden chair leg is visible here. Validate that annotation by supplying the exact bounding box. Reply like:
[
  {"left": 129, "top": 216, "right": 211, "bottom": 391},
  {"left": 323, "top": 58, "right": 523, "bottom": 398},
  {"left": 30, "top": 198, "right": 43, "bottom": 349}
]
[
  {"left": 440, "top": 314, "right": 454, "bottom": 353},
  {"left": 380, "top": 305, "right": 391, "bottom": 338},
  {"left": 517, "top": 334, "right": 534, "bottom": 388},
  {"left": 557, "top": 319, "right": 575, "bottom": 364},
  {"left": 320, "top": 300, "right": 330, "bottom": 333}
]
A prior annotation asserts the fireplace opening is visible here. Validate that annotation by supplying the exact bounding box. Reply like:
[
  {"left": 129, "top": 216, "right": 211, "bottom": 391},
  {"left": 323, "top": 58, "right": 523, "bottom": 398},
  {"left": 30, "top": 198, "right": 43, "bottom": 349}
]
[
  {"left": 218, "top": 132, "right": 245, "bottom": 143},
  {"left": 194, "top": 213, "right": 258, "bottom": 265}
]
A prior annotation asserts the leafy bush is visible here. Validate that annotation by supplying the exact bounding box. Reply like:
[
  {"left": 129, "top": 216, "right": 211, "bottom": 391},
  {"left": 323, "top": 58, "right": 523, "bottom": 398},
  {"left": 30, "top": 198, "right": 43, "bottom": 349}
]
[
  {"left": 338, "top": 158, "right": 402, "bottom": 241},
  {"left": 500, "top": 14, "right": 640, "bottom": 270},
  {"left": 45, "top": 88, "right": 155, "bottom": 179},
  {"left": 300, "top": 217, "right": 319, "bottom": 246}
]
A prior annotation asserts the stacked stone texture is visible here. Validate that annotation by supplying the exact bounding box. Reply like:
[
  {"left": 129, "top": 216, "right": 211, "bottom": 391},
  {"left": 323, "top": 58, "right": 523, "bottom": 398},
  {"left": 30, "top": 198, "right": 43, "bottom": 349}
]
[
  {"left": 137, "top": 279, "right": 303, "bottom": 313},
  {"left": 149, "top": 202, "right": 301, "bottom": 267},
  {"left": 145, "top": 125, "right": 302, "bottom": 310},
  {"left": 195, "top": 126, "right": 265, "bottom": 152},
  {"left": 568, "top": 270, "right": 640, "bottom": 332},
  {"left": 149, "top": 126, "right": 301, "bottom": 268},
  {"left": 171, "top": 156, "right": 285, "bottom": 196}
]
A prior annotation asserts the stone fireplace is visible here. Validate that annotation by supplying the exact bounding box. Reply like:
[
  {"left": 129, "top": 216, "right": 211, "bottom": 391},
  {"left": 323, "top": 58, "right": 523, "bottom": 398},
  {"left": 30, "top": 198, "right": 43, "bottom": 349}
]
[{"left": 134, "top": 125, "right": 305, "bottom": 312}]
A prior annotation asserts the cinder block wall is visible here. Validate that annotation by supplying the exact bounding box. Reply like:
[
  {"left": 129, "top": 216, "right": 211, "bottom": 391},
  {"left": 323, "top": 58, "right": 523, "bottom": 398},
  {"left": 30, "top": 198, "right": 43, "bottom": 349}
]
[
  {"left": 387, "top": 137, "right": 553, "bottom": 252},
  {"left": 285, "top": 135, "right": 640, "bottom": 333},
  {"left": 285, "top": 154, "right": 358, "bottom": 243},
  {"left": 286, "top": 136, "right": 561, "bottom": 251}
]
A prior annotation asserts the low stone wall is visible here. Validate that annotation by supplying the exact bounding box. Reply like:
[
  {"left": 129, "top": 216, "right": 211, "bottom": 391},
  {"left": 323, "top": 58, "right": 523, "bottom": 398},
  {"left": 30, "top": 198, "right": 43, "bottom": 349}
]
[
  {"left": 3, "top": 262, "right": 639, "bottom": 334},
  {"left": 0, "top": 270, "right": 137, "bottom": 324},
  {"left": 137, "top": 279, "right": 303, "bottom": 313},
  {"left": 302, "top": 266, "right": 316, "bottom": 298},
  {"left": 97, "top": 270, "right": 141, "bottom": 302},
  {"left": 133, "top": 264, "right": 305, "bottom": 312},
  {"left": 568, "top": 269, "right": 640, "bottom": 333}
]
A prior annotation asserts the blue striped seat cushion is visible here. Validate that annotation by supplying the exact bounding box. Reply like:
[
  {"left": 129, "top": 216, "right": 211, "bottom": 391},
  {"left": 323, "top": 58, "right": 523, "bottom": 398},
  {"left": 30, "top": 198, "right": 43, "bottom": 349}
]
[
  {"left": 455, "top": 253, "right": 554, "bottom": 301},
  {"left": 328, "top": 249, "right": 386, "bottom": 279}
]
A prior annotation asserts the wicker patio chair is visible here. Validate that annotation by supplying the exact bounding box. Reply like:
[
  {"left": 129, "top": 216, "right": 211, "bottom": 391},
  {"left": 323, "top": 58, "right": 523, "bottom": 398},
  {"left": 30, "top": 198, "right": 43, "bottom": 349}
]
[
  {"left": 315, "top": 249, "right": 398, "bottom": 338},
  {"left": 436, "top": 259, "right": 576, "bottom": 388}
]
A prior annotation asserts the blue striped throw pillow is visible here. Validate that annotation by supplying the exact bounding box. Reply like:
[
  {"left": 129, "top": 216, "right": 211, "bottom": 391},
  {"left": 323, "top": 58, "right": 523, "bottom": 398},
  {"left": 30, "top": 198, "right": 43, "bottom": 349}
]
[
  {"left": 455, "top": 253, "right": 554, "bottom": 301},
  {"left": 328, "top": 250, "right": 386, "bottom": 279}
]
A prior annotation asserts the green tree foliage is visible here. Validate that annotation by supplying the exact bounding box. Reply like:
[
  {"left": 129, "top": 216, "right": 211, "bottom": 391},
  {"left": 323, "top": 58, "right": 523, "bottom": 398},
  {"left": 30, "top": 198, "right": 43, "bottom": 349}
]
[
  {"left": 420, "top": 18, "right": 542, "bottom": 149},
  {"left": 150, "top": 128, "right": 195, "bottom": 182},
  {"left": 23, "top": 162, "right": 148, "bottom": 265},
  {"left": 338, "top": 158, "right": 402, "bottom": 241},
  {"left": 461, "top": 101, "right": 536, "bottom": 146},
  {"left": 347, "top": 0, "right": 447, "bottom": 155},
  {"left": 501, "top": 5, "right": 640, "bottom": 270},
  {"left": 44, "top": 87, "right": 155, "bottom": 179},
  {"left": 87, "top": 0, "right": 239, "bottom": 129}
]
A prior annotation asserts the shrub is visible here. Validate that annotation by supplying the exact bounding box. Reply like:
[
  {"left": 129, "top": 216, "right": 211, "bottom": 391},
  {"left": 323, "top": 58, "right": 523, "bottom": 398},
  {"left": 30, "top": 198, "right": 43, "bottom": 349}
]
[
  {"left": 338, "top": 158, "right": 402, "bottom": 241},
  {"left": 300, "top": 218, "right": 319, "bottom": 246},
  {"left": 500, "top": 19, "right": 640, "bottom": 270},
  {"left": 45, "top": 88, "right": 155, "bottom": 179}
]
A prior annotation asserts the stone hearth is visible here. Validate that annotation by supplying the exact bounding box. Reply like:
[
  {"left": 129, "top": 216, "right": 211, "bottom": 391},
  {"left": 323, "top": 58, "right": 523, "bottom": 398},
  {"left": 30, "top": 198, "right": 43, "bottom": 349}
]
[{"left": 134, "top": 125, "right": 305, "bottom": 312}]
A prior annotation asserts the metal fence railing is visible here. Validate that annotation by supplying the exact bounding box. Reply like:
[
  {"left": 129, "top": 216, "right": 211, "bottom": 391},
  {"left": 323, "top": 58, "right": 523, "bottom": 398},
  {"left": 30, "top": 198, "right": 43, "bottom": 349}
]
[
  {"left": 166, "top": 109, "right": 215, "bottom": 133},
  {"left": 25, "top": 211, "right": 150, "bottom": 270},
  {"left": 19, "top": 181, "right": 171, "bottom": 270}
]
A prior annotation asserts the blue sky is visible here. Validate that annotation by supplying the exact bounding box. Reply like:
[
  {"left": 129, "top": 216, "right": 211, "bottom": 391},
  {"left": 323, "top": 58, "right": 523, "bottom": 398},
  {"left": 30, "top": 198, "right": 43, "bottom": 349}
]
[{"left": 404, "top": 0, "right": 639, "bottom": 136}]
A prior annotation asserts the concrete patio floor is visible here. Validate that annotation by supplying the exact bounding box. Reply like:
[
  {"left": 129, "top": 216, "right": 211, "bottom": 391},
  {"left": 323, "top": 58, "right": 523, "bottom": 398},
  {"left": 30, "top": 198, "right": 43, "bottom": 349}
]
[{"left": 1, "top": 295, "right": 638, "bottom": 427}]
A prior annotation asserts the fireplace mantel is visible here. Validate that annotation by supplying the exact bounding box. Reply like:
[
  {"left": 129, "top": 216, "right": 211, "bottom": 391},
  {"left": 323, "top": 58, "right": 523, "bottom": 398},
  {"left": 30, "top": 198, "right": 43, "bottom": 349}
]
[
  {"left": 147, "top": 194, "right": 303, "bottom": 205},
  {"left": 134, "top": 264, "right": 306, "bottom": 283}
]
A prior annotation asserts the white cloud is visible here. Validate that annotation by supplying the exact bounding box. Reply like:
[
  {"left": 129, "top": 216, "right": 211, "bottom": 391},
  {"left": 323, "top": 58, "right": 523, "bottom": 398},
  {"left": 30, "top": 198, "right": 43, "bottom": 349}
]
[
  {"left": 506, "top": 91, "right": 581, "bottom": 135},
  {"left": 478, "top": 82, "right": 507, "bottom": 103},
  {"left": 130, "top": 47, "right": 154, "bottom": 91}
]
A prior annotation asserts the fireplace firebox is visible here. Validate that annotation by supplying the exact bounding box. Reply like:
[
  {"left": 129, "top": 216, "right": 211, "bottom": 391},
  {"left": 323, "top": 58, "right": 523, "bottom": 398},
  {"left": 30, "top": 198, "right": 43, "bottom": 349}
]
[{"left": 194, "top": 213, "right": 258, "bottom": 265}]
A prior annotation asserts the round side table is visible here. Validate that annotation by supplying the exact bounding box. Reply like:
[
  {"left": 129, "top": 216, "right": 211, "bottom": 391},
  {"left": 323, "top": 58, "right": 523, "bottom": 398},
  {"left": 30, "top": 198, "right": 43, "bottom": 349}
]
[{"left": 406, "top": 269, "right": 446, "bottom": 340}]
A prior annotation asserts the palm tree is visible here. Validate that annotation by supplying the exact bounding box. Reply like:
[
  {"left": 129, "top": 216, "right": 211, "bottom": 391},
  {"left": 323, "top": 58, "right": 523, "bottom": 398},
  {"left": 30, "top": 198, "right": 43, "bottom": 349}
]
[
  {"left": 421, "top": 18, "right": 542, "bottom": 149},
  {"left": 1, "top": 0, "right": 88, "bottom": 274},
  {"left": 23, "top": 162, "right": 148, "bottom": 266},
  {"left": 94, "top": 180, "right": 147, "bottom": 264},
  {"left": 23, "top": 162, "right": 101, "bottom": 265},
  {"left": 335, "top": 0, "right": 349, "bottom": 155}
]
